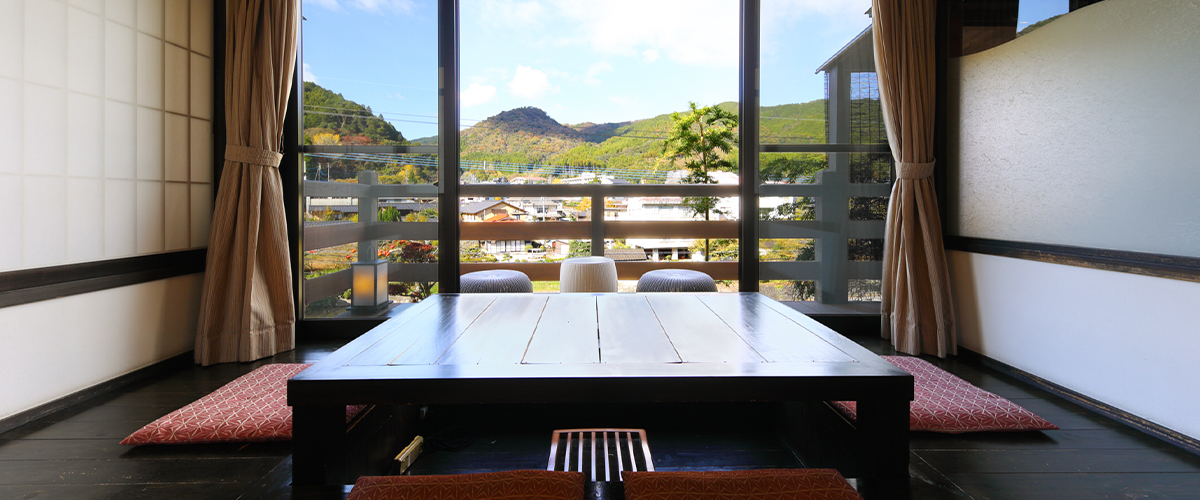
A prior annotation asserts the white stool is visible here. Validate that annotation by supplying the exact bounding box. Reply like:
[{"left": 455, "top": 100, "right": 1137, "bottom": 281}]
[
  {"left": 559, "top": 256, "right": 618, "bottom": 293},
  {"left": 460, "top": 270, "right": 533, "bottom": 293},
  {"left": 635, "top": 269, "right": 717, "bottom": 293}
]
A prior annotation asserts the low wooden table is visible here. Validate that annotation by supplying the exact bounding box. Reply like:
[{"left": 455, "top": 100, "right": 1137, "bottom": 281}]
[{"left": 289, "top": 293, "right": 913, "bottom": 499}]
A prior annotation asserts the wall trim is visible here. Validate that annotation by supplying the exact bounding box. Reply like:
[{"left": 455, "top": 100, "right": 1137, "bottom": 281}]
[
  {"left": 945, "top": 235, "right": 1200, "bottom": 283},
  {"left": 0, "top": 351, "right": 195, "bottom": 435},
  {"left": 0, "top": 250, "right": 207, "bottom": 309},
  {"left": 957, "top": 347, "right": 1200, "bottom": 457}
]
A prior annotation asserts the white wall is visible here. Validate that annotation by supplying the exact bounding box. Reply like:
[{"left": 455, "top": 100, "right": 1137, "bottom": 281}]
[
  {"left": 0, "top": 274, "right": 204, "bottom": 420},
  {"left": 949, "top": 251, "right": 1200, "bottom": 441},
  {"left": 0, "top": 0, "right": 215, "bottom": 420},
  {"left": 947, "top": 0, "right": 1200, "bottom": 442},
  {"left": 947, "top": 0, "right": 1200, "bottom": 258}
]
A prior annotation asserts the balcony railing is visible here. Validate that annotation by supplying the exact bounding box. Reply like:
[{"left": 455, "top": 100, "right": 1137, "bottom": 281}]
[{"left": 301, "top": 168, "right": 887, "bottom": 312}]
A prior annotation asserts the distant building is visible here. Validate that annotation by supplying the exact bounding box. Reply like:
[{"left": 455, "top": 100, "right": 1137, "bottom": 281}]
[
  {"left": 627, "top": 239, "right": 695, "bottom": 262},
  {"left": 509, "top": 176, "right": 548, "bottom": 184},
  {"left": 559, "top": 172, "right": 630, "bottom": 185},
  {"left": 459, "top": 200, "right": 529, "bottom": 222}
]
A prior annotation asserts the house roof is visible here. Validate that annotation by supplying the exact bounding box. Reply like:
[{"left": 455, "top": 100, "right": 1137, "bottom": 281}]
[
  {"left": 816, "top": 26, "right": 875, "bottom": 74},
  {"left": 460, "top": 200, "right": 527, "bottom": 215},
  {"left": 482, "top": 213, "right": 517, "bottom": 222}
]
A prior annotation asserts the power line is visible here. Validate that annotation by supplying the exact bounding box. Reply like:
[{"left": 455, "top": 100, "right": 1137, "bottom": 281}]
[{"left": 302, "top": 106, "right": 830, "bottom": 141}]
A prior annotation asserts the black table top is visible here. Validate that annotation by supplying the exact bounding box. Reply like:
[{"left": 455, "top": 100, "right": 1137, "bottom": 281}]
[{"left": 289, "top": 293, "right": 912, "bottom": 406}]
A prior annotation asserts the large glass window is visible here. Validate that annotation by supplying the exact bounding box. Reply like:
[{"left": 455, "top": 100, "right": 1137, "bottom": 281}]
[
  {"left": 299, "top": 1, "right": 440, "bottom": 318},
  {"left": 455, "top": 0, "right": 742, "bottom": 292},
  {"left": 758, "top": 0, "right": 890, "bottom": 303},
  {"left": 296, "top": 0, "right": 895, "bottom": 319}
]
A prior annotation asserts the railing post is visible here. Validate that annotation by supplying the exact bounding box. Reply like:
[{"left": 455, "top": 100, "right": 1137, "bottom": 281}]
[
  {"left": 356, "top": 171, "right": 380, "bottom": 263},
  {"left": 349, "top": 170, "right": 389, "bottom": 313},
  {"left": 818, "top": 66, "right": 852, "bottom": 304},
  {"left": 590, "top": 193, "right": 604, "bottom": 257}
]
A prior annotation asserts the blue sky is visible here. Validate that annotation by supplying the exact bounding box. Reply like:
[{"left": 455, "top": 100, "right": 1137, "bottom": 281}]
[
  {"left": 301, "top": 0, "right": 1068, "bottom": 141},
  {"left": 1019, "top": 0, "right": 1069, "bottom": 31}
]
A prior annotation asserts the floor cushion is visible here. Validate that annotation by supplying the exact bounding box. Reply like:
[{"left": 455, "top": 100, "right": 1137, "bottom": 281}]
[
  {"left": 120, "top": 363, "right": 365, "bottom": 445},
  {"left": 346, "top": 470, "right": 585, "bottom": 500},
  {"left": 832, "top": 356, "right": 1058, "bottom": 433},
  {"left": 622, "top": 469, "right": 863, "bottom": 500}
]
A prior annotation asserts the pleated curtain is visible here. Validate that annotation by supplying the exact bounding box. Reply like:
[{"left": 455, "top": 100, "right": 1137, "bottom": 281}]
[
  {"left": 194, "top": 0, "right": 300, "bottom": 366},
  {"left": 872, "top": 0, "right": 957, "bottom": 357}
]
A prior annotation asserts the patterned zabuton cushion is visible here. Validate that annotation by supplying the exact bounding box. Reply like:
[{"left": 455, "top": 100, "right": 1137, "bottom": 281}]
[
  {"left": 622, "top": 469, "right": 863, "bottom": 500},
  {"left": 832, "top": 356, "right": 1058, "bottom": 433},
  {"left": 120, "top": 363, "right": 365, "bottom": 445},
  {"left": 346, "top": 470, "right": 585, "bottom": 500}
]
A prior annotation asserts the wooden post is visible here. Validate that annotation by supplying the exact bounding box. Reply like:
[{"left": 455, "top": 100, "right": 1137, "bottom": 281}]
[
  {"left": 357, "top": 170, "right": 379, "bottom": 263},
  {"left": 591, "top": 193, "right": 604, "bottom": 257},
  {"left": 855, "top": 397, "right": 911, "bottom": 499},
  {"left": 291, "top": 404, "right": 347, "bottom": 486},
  {"left": 819, "top": 66, "right": 852, "bottom": 304}
]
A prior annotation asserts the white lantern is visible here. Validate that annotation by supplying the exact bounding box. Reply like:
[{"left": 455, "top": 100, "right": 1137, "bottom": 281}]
[{"left": 350, "top": 259, "right": 390, "bottom": 312}]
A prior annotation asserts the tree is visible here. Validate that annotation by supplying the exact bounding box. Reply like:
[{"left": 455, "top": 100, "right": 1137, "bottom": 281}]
[
  {"left": 661, "top": 102, "right": 738, "bottom": 261},
  {"left": 460, "top": 243, "right": 498, "bottom": 263},
  {"left": 568, "top": 240, "right": 591, "bottom": 258},
  {"left": 311, "top": 132, "right": 341, "bottom": 146},
  {"left": 378, "top": 206, "right": 403, "bottom": 222},
  {"left": 386, "top": 240, "right": 437, "bottom": 301}
]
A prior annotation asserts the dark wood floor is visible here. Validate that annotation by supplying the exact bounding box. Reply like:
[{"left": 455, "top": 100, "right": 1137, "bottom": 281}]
[{"left": 3, "top": 329, "right": 1199, "bottom": 499}]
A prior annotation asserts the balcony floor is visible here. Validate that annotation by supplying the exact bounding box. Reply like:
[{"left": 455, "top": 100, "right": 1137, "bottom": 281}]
[{"left": 2, "top": 325, "right": 1199, "bottom": 499}]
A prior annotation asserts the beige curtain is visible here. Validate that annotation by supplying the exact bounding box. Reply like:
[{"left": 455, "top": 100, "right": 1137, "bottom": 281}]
[
  {"left": 194, "top": 0, "right": 300, "bottom": 366},
  {"left": 873, "top": 0, "right": 956, "bottom": 357}
]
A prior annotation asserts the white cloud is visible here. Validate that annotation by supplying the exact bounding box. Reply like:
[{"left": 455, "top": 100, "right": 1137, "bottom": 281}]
[
  {"left": 462, "top": 83, "right": 497, "bottom": 107},
  {"left": 553, "top": 0, "right": 739, "bottom": 67},
  {"left": 583, "top": 61, "right": 612, "bottom": 85},
  {"left": 478, "top": 0, "right": 546, "bottom": 27},
  {"left": 508, "top": 65, "right": 553, "bottom": 99},
  {"left": 537, "top": 0, "right": 869, "bottom": 69},
  {"left": 760, "top": 0, "right": 873, "bottom": 58},
  {"left": 302, "top": 63, "right": 318, "bottom": 83}
]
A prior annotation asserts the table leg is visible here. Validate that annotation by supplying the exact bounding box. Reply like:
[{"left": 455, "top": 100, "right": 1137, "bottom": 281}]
[
  {"left": 292, "top": 404, "right": 346, "bottom": 486},
  {"left": 854, "top": 398, "right": 910, "bottom": 500}
]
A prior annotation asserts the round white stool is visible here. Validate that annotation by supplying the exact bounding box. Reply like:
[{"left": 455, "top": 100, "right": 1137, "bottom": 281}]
[
  {"left": 636, "top": 269, "right": 718, "bottom": 293},
  {"left": 459, "top": 270, "right": 533, "bottom": 293},
  {"left": 559, "top": 256, "right": 618, "bottom": 293}
]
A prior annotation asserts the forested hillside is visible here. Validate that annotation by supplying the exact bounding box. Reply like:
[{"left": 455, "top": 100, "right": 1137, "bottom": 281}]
[
  {"left": 302, "top": 82, "right": 440, "bottom": 184},
  {"left": 456, "top": 99, "right": 833, "bottom": 182},
  {"left": 303, "top": 82, "right": 407, "bottom": 146},
  {"left": 302, "top": 80, "right": 885, "bottom": 185}
]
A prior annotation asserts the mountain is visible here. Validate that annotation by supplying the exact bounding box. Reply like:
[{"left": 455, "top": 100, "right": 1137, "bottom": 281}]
[
  {"left": 302, "top": 82, "right": 407, "bottom": 146},
  {"left": 459, "top": 107, "right": 590, "bottom": 167},
  {"left": 457, "top": 100, "right": 831, "bottom": 179},
  {"left": 303, "top": 85, "right": 871, "bottom": 184}
]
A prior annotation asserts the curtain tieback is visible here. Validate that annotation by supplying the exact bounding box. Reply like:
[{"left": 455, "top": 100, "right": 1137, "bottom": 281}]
[
  {"left": 225, "top": 144, "right": 283, "bottom": 168},
  {"left": 897, "top": 161, "right": 936, "bottom": 180}
]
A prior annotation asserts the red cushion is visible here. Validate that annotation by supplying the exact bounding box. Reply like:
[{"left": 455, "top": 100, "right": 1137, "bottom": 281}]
[
  {"left": 832, "top": 356, "right": 1058, "bottom": 433},
  {"left": 346, "top": 470, "right": 585, "bottom": 500},
  {"left": 120, "top": 363, "right": 365, "bottom": 445},
  {"left": 622, "top": 469, "right": 863, "bottom": 500}
]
